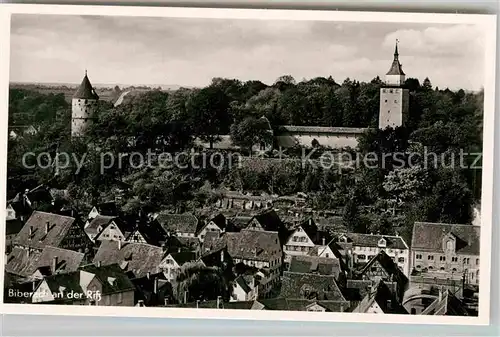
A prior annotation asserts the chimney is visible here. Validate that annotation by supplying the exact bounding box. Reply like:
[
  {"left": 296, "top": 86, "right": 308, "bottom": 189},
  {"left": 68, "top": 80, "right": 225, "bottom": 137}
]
[
  {"left": 178, "top": 247, "right": 181, "bottom": 253},
  {"left": 340, "top": 302, "right": 344, "bottom": 312},
  {"left": 29, "top": 226, "right": 33, "bottom": 237},
  {"left": 52, "top": 256, "right": 58, "bottom": 273},
  {"left": 322, "top": 237, "right": 326, "bottom": 246},
  {"left": 184, "top": 291, "right": 188, "bottom": 304},
  {"left": 438, "top": 288, "right": 442, "bottom": 302},
  {"left": 252, "top": 247, "right": 257, "bottom": 256},
  {"left": 217, "top": 296, "right": 221, "bottom": 309},
  {"left": 118, "top": 240, "right": 122, "bottom": 250},
  {"left": 26, "top": 248, "right": 30, "bottom": 258},
  {"left": 32, "top": 280, "right": 37, "bottom": 291},
  {"left": 45, "top": 221, "right": 50, "bottom": 234},
  {"left": 196, "top": 300, "right": 200, "bottom": 308},
  {"left": 220, "top": 250, "right": 224, "bottom": 263},
  {"left": 153, "top": 277, "right": 158, "bottom": 294},
  {"left": 97, "top": 261, "right": 101, "bottom": 267},
  {"left": 164, "top": 298, "right": 169, "bottom": 306},
  {"left": 147, "top": 272, "right": 151, "bottom": 280}
]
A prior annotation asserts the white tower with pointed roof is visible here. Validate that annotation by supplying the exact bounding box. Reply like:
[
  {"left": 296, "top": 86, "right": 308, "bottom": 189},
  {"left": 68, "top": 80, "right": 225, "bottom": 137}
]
[
  {"left": 71, "top": 70, "right": 99, "bottom": 137},
  {"left": 379, "top": 41, "right": 409, "bottom": 129}
]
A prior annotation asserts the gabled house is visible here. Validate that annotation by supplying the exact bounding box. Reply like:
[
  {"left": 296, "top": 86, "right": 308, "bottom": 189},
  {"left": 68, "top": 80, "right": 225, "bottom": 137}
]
[
  {"left": 87, "top": 201, "right": 119, "bottom": 220},
  {"left": 156, "top": 213, "right": 199, "bottom": 238},
  {"left": 126, "top": 219, "right": 168, "bottom": 247},
  {"left": 231, "top": 275, "right": 258, "bottom": 302},
  {"left": 246, "top": 210, "right": 288, "bottom": 242},
  {"left": 12, "top": 211, "right": 92, "bottom": 254},
  {"left": 92, "top": 241, "right": 163, "bottom": 279},
  {"left": 336, "top": 232, "right": 410, "bottom": 276},
  {"left": 84, "top": 215, "right": 119, "bottom": 242},
  {"left": 355, "top": 250, "right": 409, "bottom": 303},
  {"left": 31, "top": 263, "right": 135, "bottom": 306},
  {"left": 159, "top": 251, "right": 198, "bottom": 282},
  {"left": 93, "top": 217, "right": 133, "bottom": 243},
  {"left": 197, "top": 214, "right": 228, "bottom": 242},
  {"left": 411, "top": 222, "right": 480, "bottom": 286},
  {"left": 283, "top": 218, "right": 330, "bottom": 264},
  {"left": 352, "top": 280, "right": 408, "bottom": 314}
]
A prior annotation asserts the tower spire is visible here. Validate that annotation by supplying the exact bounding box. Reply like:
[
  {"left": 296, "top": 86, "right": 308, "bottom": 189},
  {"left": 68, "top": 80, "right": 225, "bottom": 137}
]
[{"left": 394, "top": 39, "right": 399, "bottom": 60}]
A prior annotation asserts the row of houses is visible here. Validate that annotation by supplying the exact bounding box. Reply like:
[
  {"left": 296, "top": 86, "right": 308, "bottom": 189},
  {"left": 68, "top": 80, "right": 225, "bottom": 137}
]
[{"left": 4, "top": 197, "right": 479, "bottom": 315}]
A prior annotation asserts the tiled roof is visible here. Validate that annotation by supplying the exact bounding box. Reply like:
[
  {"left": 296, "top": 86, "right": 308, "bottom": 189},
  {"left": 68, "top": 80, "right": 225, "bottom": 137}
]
[
  {"left": 85, "top": 215, "right": 117, "bottom": 236},
  {"left": 169, "top": 251, "right": 197, "bottom": 266},
  {"left": 411, "top": 222, "right": 480, "bottom": 255},
  {"left": 249, "top": 210, "right": 284, "bottom": 232},
  {"left": 386, "top": 45, "right": 405, "bottom": 76},
  {"left": 127, "top": 221, "right": 168, "bottom": 247},
  {"left": 289, "top": 255, "right": 341, "bottom": 277},
  {"left": 73, "top": 74, "right": 99, "bottom": 99},
  {"left": 227, "top": 216, "right": 252, "bottom": 230},
  {"left": 276, "top": 125, "right": 367, "bottom": 135},
  {"left": 5, "top": 247, "right": 42, "bottom": 277},
  {"left": 234, "top": 275, "right": 252, "bottom": 293},
  {"left": 201, "top": 231, "right": 222, "bottom": 253},
  {"left": 279, "top": 271, "right": 346, "bottom": 301},
  {"left": 156, "top": 213, "right": 199, "bottom": 234},
  {"left": 225, "top": 229, "right": 282, "bottom": 262},
  {"left": 93, "top": 241, "right": 163, "bottom": 279},
  {"left": 80, "top": 263, "right": 135, "bottom": 295},
  {"left": 258, "top": 298, "right": 349, "bottom": 312},
  {"left": 358, "top": 250, "right": 408, "bottom": 285},
  {"left": 352, "top": 281, "right": 408, "bottom": 314},
  {"left": 13, "top": 211, "right": 77, "bottom": 250},
  {"left": 35, "top": 246, "right": 85, "bottom": 275},
  {"left": 339, "top": 233, "right": 408, "bottom": 250},
  {"left": 420, "top": 290, "right": 469, "bottom": 316}
]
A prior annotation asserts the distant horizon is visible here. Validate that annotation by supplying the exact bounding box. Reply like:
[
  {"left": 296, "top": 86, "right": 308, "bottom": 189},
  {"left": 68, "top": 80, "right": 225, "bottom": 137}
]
[{"left": 10, "top": 15, "right": 486, "bottom": 92}]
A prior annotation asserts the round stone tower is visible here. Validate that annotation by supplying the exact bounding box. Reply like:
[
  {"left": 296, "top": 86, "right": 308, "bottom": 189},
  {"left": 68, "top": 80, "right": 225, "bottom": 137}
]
[{"left": 71, "top": 70, "right": 99, "bottom": 137}]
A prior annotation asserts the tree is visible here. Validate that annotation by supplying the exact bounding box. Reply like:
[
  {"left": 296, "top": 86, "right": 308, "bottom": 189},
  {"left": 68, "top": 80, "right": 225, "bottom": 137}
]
[
  {"left": 173, "top": 261, "right": 231, "bottom": 303},
  {"left": 230, "top": 117, "right": 274, "bottom": 154},
  {"left": 186, "top": 86, "right": 231, "bottom": 149}
]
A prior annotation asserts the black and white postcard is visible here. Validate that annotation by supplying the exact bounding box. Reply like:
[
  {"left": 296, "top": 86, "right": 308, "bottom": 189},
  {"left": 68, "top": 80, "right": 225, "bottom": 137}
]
[{"left": 0, "top": 4, "right": 496, "bottom": 325}]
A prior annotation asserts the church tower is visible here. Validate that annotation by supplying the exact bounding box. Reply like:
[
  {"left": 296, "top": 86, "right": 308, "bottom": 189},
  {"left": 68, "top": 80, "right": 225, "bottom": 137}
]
[
  {"left": 71, "top": 71, "right": 99, "bottom": 137},
  {"left": 379, "top": 41, "right": 409, "bottom": 129}
]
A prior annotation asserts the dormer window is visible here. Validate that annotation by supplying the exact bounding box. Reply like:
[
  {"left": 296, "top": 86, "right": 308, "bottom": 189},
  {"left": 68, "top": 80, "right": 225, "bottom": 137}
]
[
  {"left": 446, "top": 240, "right": 453, "bottom": 251},
  {"left": 378, "top": 238, "right": 387, "bottom": 248}
]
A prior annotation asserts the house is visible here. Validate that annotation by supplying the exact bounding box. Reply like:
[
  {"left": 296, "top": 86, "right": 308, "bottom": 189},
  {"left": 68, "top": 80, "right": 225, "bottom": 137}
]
[
  {"left": 131, "top": 272, "right": 172, "bottom": 307},
  {"left": 283, "top": 218, "right": 330, "bottom": 264},
  {"left": 5, "top": 247, "right": 42, "bottom": 278},
  {"left": 288, "top": 255, "right": 341, "bottom": 279},
  {"left": 126, "top": 220, "right": 168, "bottom": 247},
  {"left": 87, "top": 202, "right": 119, "bottom": 220},
  {"left": 279, "top": 271, "right": 348, "bottom": 303},
  {"left": 156, "top": 213, "right": 200, "bottom": 238},
  {"left": 12, "top": 211, "right": 92, "bottom": 254},
  {"left": 197, "top": 214, "right": 228, "bottom": 242},
  {"left": 93, "top": 217, "right": 133, "bottom": 243},
  {"left": 231, "top": 275, "right": 258, "bottom": 302},
  {"left": 355, "top": 250, "right": 409, "bottom": 303},
  {"left": 84, "top": 215, "right": 120, "bottom": 242},
  {"left": 411, "top": 222, "right": 480, "bottom": 286},
  {"left": 352, "top": 280, "right": 408, "bottom": 314},
  {"left": 31, "top": 246, "right": 85, "bottom": 279},
  {"left": 31, "top": 263, "right": 135, "bottom": 306},
  {"left": 159, "top": 251, "right": 198, "bottom": 282},
  {"left": 92, "top": 241, "right": 163, "bottom": 279},
  {"left": 246, "top": 209, "right": 288, "bottom": 244},
  {"left": 335, "top": 232, "right": 410, "bottom": 276}
]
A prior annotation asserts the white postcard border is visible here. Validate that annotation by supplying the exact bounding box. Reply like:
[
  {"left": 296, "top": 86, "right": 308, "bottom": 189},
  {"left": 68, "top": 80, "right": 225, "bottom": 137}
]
[{"left": 0, "top": 3, "right": 496, "bottom": 326}]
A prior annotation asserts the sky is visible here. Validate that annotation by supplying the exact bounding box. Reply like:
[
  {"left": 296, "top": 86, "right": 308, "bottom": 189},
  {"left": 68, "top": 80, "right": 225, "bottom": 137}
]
[{"left": 10, "top": 14, "right": 486, "bottom": 90}]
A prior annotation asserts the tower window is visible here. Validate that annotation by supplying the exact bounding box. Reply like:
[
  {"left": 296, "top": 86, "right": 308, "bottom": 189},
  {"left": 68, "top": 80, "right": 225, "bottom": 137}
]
[
  {"left": 385, "top": 99, "right": 388, "bottom": 102},
  {"left": 394, "top": 100, "right": 397, "bottom": 103},
  {"left": 389, "top": 89, "right": 393, "bottom": 93}
]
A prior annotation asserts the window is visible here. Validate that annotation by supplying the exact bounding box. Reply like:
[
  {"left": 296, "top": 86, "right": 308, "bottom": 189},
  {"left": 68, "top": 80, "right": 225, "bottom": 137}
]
[
  {"left": 452, "top": 268, "right": 457, "bottom": 272},
  {"left": 325, "top": 253, "right": 329, "bottom": 258},
  {"left": 394, "top": 100, "right": 397, "bottom": 103},
  {"left": 385, "top": 99, "right": 388, "bottom": 102},
  {"left": 428, "top": 255, "right": 434, "bottom": 260},
  {"left": 476, "top": 258, "right": 479, "bottom": 265},
  {"left": 446, "top": 240, "right": 453, "bottom": 251},
  {"left": 428, "top": 266, "right": 433, "bottom": 270},
  {"left": 358, "top": 254, "right": 366, "bottom": 260},
  {"left": 463, "top": 258, "right": 470, "bottom": 264},
  {"left": 416, "top": 254, "right": 422, "bottom": 259},
  {"left": 439, "top": 256, "right": 446, "bottom": 262},
  {"left": 440, "top": 267, "right": 445, "bottom": 271},
  {"left": 411, "top": 308, "right": 417, "bottom": 315},
  {"left": 398, "top": 257, "right": 405, "bottom": 263},
  {"left": 416, "top": 265, "right": 421, "bottom": 269},
  {"left": 452, "top": 257, "right": 458, "bottom": 262}
]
